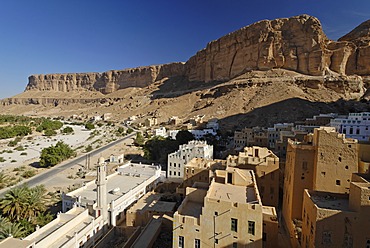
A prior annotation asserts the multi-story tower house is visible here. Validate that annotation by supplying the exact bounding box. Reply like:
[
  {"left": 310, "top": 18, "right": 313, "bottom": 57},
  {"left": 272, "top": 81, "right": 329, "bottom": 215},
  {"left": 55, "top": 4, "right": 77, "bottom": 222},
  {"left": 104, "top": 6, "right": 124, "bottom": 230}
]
[
  {"left": 167, "top": 140, "right": 213, "bottom": 180},
  {"left": 227, "top": 146, "right": 279, "bottom": 208},
  {"left": 173, "top": 167, "right": 278, "bottom": 248},
  {"left": 282, "top": 127, "right": 358, "bottom": 246},
  {"left": 301, "top": 173, "right": 370, "bottom": 248}
]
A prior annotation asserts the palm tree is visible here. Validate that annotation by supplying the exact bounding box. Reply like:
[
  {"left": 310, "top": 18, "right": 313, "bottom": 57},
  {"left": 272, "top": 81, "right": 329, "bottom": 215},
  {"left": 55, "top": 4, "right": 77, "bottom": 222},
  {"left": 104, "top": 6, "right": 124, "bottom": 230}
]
[
  {"left": 0, "top": 172, "right": 10, "bottom": 189},
  {"left": 0, "top": 216, "right": 10, "bottom": 227},
  {"left": 0, "top": 222, "right": 26, "bottom": 239},
  {"left": 0, "top": 185, "right": 28, "bottom": 221},
  {"left": 23, "top": 185, "right": 47, "bottom": 222}
]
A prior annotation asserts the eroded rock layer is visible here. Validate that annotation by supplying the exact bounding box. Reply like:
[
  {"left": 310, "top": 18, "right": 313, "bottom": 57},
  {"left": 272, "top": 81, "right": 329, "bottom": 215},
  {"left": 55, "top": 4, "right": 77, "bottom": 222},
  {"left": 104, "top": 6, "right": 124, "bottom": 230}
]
[
  {"left": 17, "top": 15, "right": 370, "bottom": 95},
  {"left": 185, "top": 15, "right": 370, "bottom": 82},
  {"left": 26, "top": 63, "right": 186, "bottom": 93}
]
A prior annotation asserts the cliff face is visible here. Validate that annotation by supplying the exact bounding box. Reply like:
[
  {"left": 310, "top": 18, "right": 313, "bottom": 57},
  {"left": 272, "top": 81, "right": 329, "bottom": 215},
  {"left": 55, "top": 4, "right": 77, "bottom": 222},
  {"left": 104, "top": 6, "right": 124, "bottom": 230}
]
[
  {"left": 26, "top": 62, "right": 186, "bottom": 94},
  {"left": 185, "top": 15, "right": 370, "bottom": 82},
  {"left": 22, "top": 15, "right": 370, "bottom": 94}
]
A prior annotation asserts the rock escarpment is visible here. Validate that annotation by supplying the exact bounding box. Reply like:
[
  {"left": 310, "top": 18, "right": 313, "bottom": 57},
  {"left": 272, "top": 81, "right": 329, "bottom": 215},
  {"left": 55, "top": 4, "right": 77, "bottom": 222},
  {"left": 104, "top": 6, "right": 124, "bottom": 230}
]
[
  {"left": 185, "top": 15, "right": 370, "bottom": 82},
  {"left": 26, "top": 62, "right": 186, "bottom": 94},
  {"left": 19, "top": 15, "right": 370, "bottom": 95}
]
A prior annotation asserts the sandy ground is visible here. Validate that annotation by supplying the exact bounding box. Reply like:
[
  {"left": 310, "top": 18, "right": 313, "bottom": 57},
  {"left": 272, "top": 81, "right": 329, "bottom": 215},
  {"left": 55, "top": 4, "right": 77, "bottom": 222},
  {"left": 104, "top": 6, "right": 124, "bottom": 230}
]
[{"left": 0, "top": 124, "right": 142, "bottom": 193}]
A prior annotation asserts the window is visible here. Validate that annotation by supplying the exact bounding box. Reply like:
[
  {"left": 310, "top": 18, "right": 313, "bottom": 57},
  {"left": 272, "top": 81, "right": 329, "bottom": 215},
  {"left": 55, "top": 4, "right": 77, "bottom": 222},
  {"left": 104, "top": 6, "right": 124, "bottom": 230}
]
[
  {"left": 344, "top": 234, "right": 353, "bottom": 248},
  {"left": 179, "top": 236, "right": 184, "bottom": 248},
  {"left": 248, "top": 221, "right": 255, "bottom": 235},
  {"left": 302, "top": 161, "right": 308, "bottom": 170},
  {"left": 174, "top": 171, "right": 176, "bottom": 176},
  {"left": 231, "top": 218, "right": 238, "bottom": 232},
  {"left": 367, "top": 239, "right": 370, "bottom": 248},
  {"left": 228, "top": 172, "right": 233, "bottom": 184},
  {"left": 178, "top": 171, "right": 181, "bottom": 177},
  {"left": 215, "top": 239, "right": 218, "bottom": 244},
  {"left": 263, "top": 232, "right": 267, "bottom": 241},
  {"left": 195, "top": 239, "right": 200, "bottom": 248},
  {"left": 174, "top": 163, "right": 176, "bottom": 167},
  {"left": 270, "top": 187, "right": 274, "bottom": 195},
  {"left": 336, "top": 180, "right": 341, "bottom": 186},
  {"left": 322, "top": 231, "right": 331, "bottom": 245},
  {"left": 232, "top": 242, "right": 238, "bottom": 248},
  {"left": 169, "top": 171, "right": 172, "bottom": 176}
]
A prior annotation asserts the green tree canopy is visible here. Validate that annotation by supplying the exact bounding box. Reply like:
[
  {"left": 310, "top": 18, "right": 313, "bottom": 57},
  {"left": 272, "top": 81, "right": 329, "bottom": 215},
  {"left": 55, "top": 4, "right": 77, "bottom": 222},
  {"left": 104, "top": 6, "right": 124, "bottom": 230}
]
[
  {"left": 85, "top": 122, "right": 95, "bottom": 130},
  {"left": 62, "top": 126, "right": 74, "bottom": 134},
  {"left": 134, "top": 132, "right": 145, "bottom": 146},
  {"left": 36, "top": 119, "right": 63, "bottom": 132},
  {"left": 39, "top": 141, "right": 75, "bottom": 167},
  {"left": 176, "top": 130, "right": 195, "bottom": 145}
]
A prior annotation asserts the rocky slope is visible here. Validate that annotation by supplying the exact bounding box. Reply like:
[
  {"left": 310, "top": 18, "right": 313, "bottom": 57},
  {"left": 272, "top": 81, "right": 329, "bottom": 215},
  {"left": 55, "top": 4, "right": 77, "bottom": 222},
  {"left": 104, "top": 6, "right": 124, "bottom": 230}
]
[{"left": 1, "top": 15, "right": 370, "bottom": 128}]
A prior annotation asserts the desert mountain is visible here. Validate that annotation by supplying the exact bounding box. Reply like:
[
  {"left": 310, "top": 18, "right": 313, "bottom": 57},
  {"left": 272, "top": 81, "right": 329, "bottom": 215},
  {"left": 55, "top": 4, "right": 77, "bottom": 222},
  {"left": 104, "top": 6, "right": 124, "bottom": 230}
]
[{"left": 2, "top": 15, "right": 370, "bottom": 129}]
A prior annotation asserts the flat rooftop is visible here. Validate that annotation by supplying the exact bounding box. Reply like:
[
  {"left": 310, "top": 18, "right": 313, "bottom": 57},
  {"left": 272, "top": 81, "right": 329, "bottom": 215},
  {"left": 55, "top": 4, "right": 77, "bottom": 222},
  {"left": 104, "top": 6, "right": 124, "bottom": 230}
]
[
  {"left": 308, "top": 191, "right": 350, "bottom": 211},
  {"left": 207, "top": 182, "right": 257, "bottom": 204},
  {"left": 179, "top": 200, "right": 203, "bottom": 218},
  {"left": 67, "top": 163, "right": 158, "bottom": 206},
  {"left": 128, "top": 192, "right": 176, "bottom": 213},
  {"left": 23, "top": 207, "right": 91, "bottom": 247}
]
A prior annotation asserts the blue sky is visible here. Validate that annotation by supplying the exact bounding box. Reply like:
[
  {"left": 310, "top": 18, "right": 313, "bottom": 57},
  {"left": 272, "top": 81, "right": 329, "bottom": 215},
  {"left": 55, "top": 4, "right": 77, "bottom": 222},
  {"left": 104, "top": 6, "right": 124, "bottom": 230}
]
[{"left": 0, "top": 0, "right": 369, "bottom": 99}]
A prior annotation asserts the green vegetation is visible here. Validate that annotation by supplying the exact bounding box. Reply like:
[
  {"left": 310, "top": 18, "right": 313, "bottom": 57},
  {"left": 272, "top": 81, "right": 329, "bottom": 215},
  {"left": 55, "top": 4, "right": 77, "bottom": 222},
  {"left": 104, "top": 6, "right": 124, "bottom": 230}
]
[
  {"left": 134, "top": 132, "right": 145, "bottom": 146},
  {"left": 142, "top": 130, "right": 195, "bottom": 165},
  {"left": 10, "top": 160, "right": 17, "bottom": 163},
  {"left": 126, "top": 128, "right": 134, "bottom": 134},
  {"left": 36, "top": 119, "right": 63, "bottom": 132},
  {"left": 85, "top": 145, "right": 93, "bottom": 153},
  {"left": 62, "top": 126, "right": 74, "bottom": 134},
  {"left": 0, "top": 115, "right": 33, "bottom": 125},
  {"left": 44, "top": 129, "right": 57, "bottom": 136},
  {"left": 8, "top": 137, "right": 22, "bottom": 147},
  {"left": 143, "top": 136, "right": 179, "bottom": 164},
  {"left": 85, "top": 122, "right": 95, "bottom": 130},
  {"left": 20, "top": 152, "right": 27, "bottom": 156},
  {"left": 40, "top": 141, "right": 76, "bottom": 167},
  {"left": 117, "top": 127, "right": 125, "bottom": 135},
  {"left": 0, "top": 125, "right": 32, "bottom": 139},
  {"left": 175, "top": 130, "right": 195, "bottom": 145},
  {"left": 14, "top": 146, "right": 25, "bottom": 151},
  {"left": 0, "top": 185, "right": 54, "bottom": 238},
  {"left": 21, "top": 170, "right": 36, "bottom": 179},
  {"left": 0, "top": 158, "right": 5, "bottom": 163}
]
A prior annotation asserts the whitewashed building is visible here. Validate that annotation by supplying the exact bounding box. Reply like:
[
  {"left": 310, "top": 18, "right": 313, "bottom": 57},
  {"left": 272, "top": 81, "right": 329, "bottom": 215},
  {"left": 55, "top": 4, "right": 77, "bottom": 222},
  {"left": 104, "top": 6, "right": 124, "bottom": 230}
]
[
  {"left": 167, "top": 140, "right": 213, "bottom": 180},
  {"left": 153, "top": 126, "right": 167, "bottom": 138},
  {"left": 330, "top": 112, "right": 370, "bottom": 141}
]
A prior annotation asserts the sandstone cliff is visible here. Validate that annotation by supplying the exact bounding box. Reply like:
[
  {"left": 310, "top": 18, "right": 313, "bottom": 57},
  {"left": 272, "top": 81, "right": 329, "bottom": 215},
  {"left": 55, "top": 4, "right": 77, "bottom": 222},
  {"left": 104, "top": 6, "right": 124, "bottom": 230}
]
[
  {"left": 26, "top": 62, "right": 186, "bottom": 94},
  {"left": 185, "top": 15, "right": 370, "bottom": 82},
  {"left": 14, "top": 15, "right": 370, "bottom": 97}
]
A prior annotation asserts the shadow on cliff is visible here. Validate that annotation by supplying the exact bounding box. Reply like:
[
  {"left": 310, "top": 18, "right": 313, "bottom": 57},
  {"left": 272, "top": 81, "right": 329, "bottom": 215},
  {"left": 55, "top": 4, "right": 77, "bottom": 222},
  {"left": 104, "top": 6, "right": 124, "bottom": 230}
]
[
  {"left": 150, "top": 76, "right": 225, "bottom": 100},
  {"left": 217, "top": 97, "right": 370, "bottom": 130}
]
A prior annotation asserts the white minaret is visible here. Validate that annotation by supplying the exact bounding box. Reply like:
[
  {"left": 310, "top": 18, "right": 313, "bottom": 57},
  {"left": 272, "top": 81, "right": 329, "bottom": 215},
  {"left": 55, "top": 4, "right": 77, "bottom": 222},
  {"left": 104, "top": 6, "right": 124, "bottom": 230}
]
[{"left": 96, "top": 157, "right": 108, "bottom": 223}]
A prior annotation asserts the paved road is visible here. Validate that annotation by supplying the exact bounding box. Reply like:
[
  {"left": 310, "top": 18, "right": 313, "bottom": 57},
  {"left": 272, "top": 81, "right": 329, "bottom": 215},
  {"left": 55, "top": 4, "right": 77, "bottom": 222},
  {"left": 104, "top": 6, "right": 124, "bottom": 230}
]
[{"left": 0, "top": 132, "right": 136, "bottom": 197}]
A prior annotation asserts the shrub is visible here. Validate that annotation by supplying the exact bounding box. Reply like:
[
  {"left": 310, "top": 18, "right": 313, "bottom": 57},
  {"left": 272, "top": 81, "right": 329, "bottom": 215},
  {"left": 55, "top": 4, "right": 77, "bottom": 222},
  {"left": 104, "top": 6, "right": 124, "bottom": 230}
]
[
  {"left": 44, "top": 129, "right": 57, "bottom": 137},
  {"left": 0, "top": 157, "right": 5, "bottom": 162},
  {"left": 14, "top": 146, "right": 25, "bottom": 151},
  {"left": 62, "top": 126, "right": 74, "bottom": 134},
  {"left": 20, "top": 152, "right": 27, "bottom": 156},
  {"left": 21, "top": 170, "right": 36, "bottom": 178},
  {"left": 36, "top": 119, "right": 63, "bottom": 132},
  {"left": 85, "top": 123, "right": 95, "bottom": 130}
]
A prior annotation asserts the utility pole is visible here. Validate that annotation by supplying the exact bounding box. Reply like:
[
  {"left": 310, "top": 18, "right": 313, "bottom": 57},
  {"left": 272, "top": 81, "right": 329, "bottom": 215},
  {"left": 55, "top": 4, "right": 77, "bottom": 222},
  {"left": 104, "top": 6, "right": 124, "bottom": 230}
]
[{"left": 213, "top": 209, "right": 230, "bottom": 247}]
